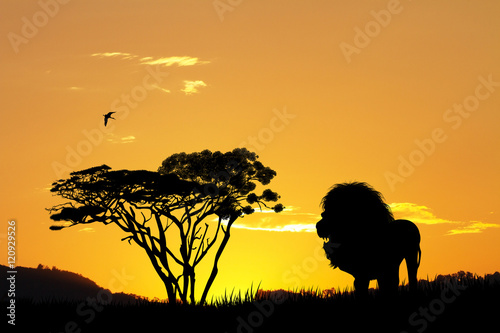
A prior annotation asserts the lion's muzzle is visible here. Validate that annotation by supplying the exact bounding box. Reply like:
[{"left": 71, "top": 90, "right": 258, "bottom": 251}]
[{"left": 316, "top": 219, "right": 330, "bottom": 239}]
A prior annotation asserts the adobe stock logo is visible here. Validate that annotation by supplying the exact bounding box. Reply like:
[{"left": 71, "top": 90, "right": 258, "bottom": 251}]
[
  {"left": 385, "top": 74, "right": 499, "bottom": 192},
  {"left": 239, "top": 107, "right": 296, "bottom": 152},
  {"left": 213, "top": 0, "right": 244, "bottom": 22},
  {"left": 51, "top": 65, "right": 169, "bottom": 178},
  {"left": 228, "top": 292, "right": 286, "bottom": 333},
  {"left": 339, "top": 0, "right": 403, "bottom": 64},
  {"left": 7, "top": 0, "right": 72, "bottom": 54},
  {"left": 282, "top": 241, "right": 327, "bottom": 289},
  {"left": 401, "top": 280, "right": 467, "bottom": 333}
]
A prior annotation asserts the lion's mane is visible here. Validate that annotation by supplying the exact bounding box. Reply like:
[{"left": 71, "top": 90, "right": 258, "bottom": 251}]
[{"left": 321, "top": 182, "right": 393, "bottom": 232}]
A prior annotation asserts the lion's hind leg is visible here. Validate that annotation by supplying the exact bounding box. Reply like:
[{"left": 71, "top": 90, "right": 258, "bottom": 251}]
[
  {"left": 405, "top": 246, "right": 421, "bottom": 292},
  {"left": 399, "top": 219, "right": 421, "bottom": 292}
]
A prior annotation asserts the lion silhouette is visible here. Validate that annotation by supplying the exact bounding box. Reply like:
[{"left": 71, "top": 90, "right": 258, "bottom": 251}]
[{"left": 316, "top": 182, "right": 421, "bottom": 296}]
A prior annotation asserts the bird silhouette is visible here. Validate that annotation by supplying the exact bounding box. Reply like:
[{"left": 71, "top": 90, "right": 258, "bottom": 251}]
[{"left": 103, "top": 112, "right": 116, "bottom": 126}]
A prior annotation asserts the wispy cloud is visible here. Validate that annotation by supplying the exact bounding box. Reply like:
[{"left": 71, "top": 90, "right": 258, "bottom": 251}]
[
  {"left": 91, "top": 52, "right": 209, "bottom": 67},
  {"left": 220, "top": 206, "right": 319, "bottom": 233},
  {"left": 230, "top": 222, "right": 316, "bottom": 233},
  {"left": 151, "top": 84, "right": 171, "bottom": 94},
  {"left": 390, "top": 203, "right": 455, "bottom": 225},
  {"left": 68, "top": 86, "right": 84, "bottom": 91},
  {"left": 78, "top": 227, "right": 95, "bottom": 233},
  {"left": 140, "top": 56, "right": 209, "bottom": 67},
  {"left": 181, "top": 80, "right": 207, "bottom": 95},
  {"left": 446, "top": 221, "right": 500, "bottom": 236},
  {"left": 90, "top": 52, "right": 209, "bottom": 95},
  {"left": 120, "top": 135, "right": 136, "bottom": 143},
  {"left": 390, "top": 202, "right": 499, "bottom": 235},
  {"left": 107, "top": 135, "right": 136, "bottom": 144},
  {"left": 34, "top": 184, "right": 54, "bottom": 192},
  {"left": 91, "top": 52, "right": 139, "bottom": 60}
]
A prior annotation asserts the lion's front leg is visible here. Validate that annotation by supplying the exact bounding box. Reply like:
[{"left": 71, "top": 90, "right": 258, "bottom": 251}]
[
  {"left": 377, "top": 269, "right": 399, "bottom": 297},
  {"left": 353, "top": 276, "right": 369, "bottom": 297}
]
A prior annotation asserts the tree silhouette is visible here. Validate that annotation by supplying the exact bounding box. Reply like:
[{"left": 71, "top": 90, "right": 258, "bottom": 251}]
[{"left": 48, "top": 148, "right": 283, "bottom": 304}]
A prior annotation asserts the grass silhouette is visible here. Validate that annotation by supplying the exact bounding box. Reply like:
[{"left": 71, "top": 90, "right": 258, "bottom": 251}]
[{"left": 6, "top": 271, "right": 499, "bottom": 333}]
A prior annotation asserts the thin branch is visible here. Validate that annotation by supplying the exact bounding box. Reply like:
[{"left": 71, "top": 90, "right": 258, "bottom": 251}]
[
  {"left": 193, "top": 224, "right": 210, "bottom": 265},
  {"left": 121, "top": 235, "right": 134, "bottom": 244},
  {"left": 194, "top": 220, "right": 222, "bottom": 267},
  {"left": 152, "top": 211, "right": 184, "bottom": 267}
]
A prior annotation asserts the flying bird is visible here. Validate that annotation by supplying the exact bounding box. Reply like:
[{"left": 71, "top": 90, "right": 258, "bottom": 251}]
[{"left": 103, "top": 112, "right": 116, "bottom": 126}]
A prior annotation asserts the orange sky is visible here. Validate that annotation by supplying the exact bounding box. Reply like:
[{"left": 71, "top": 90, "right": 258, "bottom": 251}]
[{"left": 1, "top": 0, "right": 499, "bottom": 300}]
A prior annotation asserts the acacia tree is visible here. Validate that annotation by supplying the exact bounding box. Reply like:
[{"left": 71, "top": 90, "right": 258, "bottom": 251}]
[{"left": 48, "top": 148, "right": 283, "bottom": 304}]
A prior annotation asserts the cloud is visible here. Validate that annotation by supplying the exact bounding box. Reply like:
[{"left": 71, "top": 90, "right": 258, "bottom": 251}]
[
  {"left": 150, "top": 84, "right": 171, "bottom": 94},
  {"left": 446, "top": 221, "right": 500, "bottom": 236},
  {"left": 120, "top": 135, "right": 136, "bottom": 143},
  {"left": 90, "top": 52, "right": 209, "bottom": 96},
  {"left": 390, "top": 202, "right": 499, "bottom": 235},
  {"left": 231, "top": 222, "right": 316, "bottom": 233},
  {"left": 91, "top": 52, "right": 139, "bottom": 60},
  {"left": 181, "top": 80, "right": 207, "bottom": 95},
  {"left": 68, "top": 86, "right": 84, "bottom": 91},
  {"left": 78, "top": 227, "right": 95, "bottom": 233},
  {"left": 34, "top": 185, "right": 54, "bottom": 192},
  {"left": 220, "top": 206, "right": 319, "bottom": 233},
  {"left": 389, "top": 203, "right": 455, "bottom": 225},
  {"left": 140, "top": 56, "right": 209, "bottom": 67},
  {"left": 91, "top": 53, "right": 209, "bottom": 67},
  {"left": 107, "top": 135, "right": 136, "bottom": 144}
]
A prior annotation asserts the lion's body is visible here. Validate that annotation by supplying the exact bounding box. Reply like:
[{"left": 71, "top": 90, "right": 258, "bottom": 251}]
[{"left": 317, "top": 182, "right": 421, "bottom": 295}]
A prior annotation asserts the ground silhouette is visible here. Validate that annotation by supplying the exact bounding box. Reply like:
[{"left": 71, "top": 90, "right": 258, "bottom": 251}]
[{"left": 3, "top": 267, "right": 499, "bottom": 332}]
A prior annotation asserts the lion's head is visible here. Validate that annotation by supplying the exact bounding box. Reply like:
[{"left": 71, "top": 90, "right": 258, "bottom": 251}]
[
  {"left": 316, "top": 182, "right": 394, "bottom": 273},
  {"left": 316, "top": 182, "right": 393, "bottom": 247}
]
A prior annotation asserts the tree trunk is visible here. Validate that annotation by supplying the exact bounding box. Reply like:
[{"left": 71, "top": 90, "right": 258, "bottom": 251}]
[
  {"left": 189, "top": 269, "right": 196, "bottom": 304},
  {"left": 199, "top": 215, "right": 237, "bottom": 305},
  {"left": 162, "top": 276, "right": 177, "bottom": 304},
  {"left": 142, "top": 246, "right": 178, "bottom": 304}
]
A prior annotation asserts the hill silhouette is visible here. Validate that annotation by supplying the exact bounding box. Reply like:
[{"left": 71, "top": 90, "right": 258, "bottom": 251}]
[{"left": 1, "top": 264, "right": 140, "bottom": 303}]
